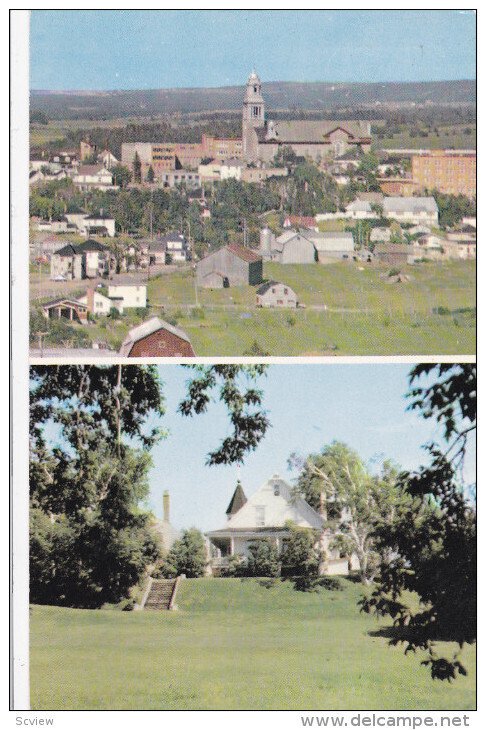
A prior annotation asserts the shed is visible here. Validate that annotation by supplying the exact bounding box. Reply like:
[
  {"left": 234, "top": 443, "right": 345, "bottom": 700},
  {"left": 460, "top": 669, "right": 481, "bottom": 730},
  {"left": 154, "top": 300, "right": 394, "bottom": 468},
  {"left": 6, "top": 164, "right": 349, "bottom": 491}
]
[{"left": 256, "top": 281, "right": 298, "bottom": 308}]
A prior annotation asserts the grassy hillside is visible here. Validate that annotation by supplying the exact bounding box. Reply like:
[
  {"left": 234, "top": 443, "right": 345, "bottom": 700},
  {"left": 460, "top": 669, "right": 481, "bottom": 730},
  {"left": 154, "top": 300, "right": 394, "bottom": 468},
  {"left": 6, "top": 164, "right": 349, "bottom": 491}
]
[
  {"left": 30, "top": 577, "right": 476, "bottom": 710},
  {"left": 31, "top": 80, "right": 476, "bottom": 120},
  {"left": 31, "top": 260, "right": 476, "bottom": 355}
]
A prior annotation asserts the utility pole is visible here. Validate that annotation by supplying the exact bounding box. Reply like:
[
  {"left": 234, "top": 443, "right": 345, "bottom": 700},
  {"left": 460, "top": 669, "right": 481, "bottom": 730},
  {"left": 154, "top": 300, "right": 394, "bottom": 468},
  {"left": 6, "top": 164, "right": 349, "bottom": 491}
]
[
  {"left": 36, "top": 331, "right": 48, "bottom": 358},
  {"left": 188, "top": 218, "right": 199, "bottom": 307}
]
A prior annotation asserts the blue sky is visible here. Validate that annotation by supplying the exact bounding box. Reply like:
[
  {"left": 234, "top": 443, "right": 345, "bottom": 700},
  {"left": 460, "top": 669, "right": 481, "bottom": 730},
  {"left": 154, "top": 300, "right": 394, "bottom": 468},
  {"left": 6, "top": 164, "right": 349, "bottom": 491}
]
[
  {"left": 30, "top": 10, "right": 476, "bottom": 90},
  {"left": 146, "top": 364, "right": 475, "bottom": 532}
]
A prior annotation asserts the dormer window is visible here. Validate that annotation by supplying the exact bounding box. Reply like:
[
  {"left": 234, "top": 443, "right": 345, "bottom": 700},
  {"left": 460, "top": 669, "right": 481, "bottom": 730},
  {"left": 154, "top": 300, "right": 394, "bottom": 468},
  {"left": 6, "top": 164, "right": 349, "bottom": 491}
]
[
  {"left": 255, "top": 506, "right": 265, "bottom": 526},
  {"left": 273, "top": 484, "right": 280, "bottom": 496}
]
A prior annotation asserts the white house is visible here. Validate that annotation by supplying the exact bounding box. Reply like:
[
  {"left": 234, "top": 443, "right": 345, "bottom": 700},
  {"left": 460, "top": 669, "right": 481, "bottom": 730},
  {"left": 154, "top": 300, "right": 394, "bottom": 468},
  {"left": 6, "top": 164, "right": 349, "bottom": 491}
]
[
  {"left": 73, "top": 165, "right": 118, "bottom": 192},
  {"left": 107, "top": 282, "right": 147, "bottom": 311},
  {"left": 344, "top": 199, "right": 375, "bottom": 220},
  {"left": 382, "top": 197, "right": 439, "bottom": 225},
  {"left": 206, "top": 475, "right": 354, "bottom": 576},
  {"left": 83, "top": 211, "right": 116, "bottom": 237},
  {"left": 77, "top": 289, "right": 115, "bottom": 316},
  {"left": 160, "top": 232, "right": 191, "bottom": 262},
  {"left": 220, "top": 158, "right": 247, "bottom": 181}
]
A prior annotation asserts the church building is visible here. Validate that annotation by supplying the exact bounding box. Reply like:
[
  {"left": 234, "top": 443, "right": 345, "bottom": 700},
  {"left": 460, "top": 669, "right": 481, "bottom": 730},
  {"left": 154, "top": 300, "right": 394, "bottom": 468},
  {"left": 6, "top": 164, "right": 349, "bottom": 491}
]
[{"left": 242, "top": 71, "right": 372, "bottom": 164}]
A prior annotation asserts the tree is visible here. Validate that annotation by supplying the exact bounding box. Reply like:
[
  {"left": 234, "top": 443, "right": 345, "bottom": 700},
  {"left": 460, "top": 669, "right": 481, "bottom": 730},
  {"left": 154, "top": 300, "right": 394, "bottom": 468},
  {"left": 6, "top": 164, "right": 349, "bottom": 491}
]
[
  {"left": 290, "top": 443, "right": 405, "bottom": 584},
  {"left": 280, "top": 523, "right": 320, "bottom": 586},
  {"left": 163, "top": 528, "right": 207, "bottom": 578},
  {"left": 146, "top": 165, "right": 155, "bottom": 183},
  {"left": 360, "top": 364, "right": 476, "bottom": 681},
  {"left": 246, "top": 539, "right": 280, "bottom": 577},
  {"left": 112, "top": 164, "right": 132, "bottom": 189},
  {"left": 30, "top": 365, "right": 271, "bottom": 606},
  {"left": 133, "top": 152, "right": 142, "bottom": 184},
  {"left": 178, "top": 365, "right": 270, "bottom": 465}
]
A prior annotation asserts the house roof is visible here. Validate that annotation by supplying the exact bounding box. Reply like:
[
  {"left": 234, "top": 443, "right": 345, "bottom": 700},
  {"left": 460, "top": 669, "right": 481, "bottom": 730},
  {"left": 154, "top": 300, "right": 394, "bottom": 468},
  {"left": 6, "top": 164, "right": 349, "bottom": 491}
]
[
  {"left": 76, "top": 164, "right": 110, "bottom": 176},
  {"left": 226, "top": 243, "right": 262, "bottom": 263},
  {"left": 308, "top": 231, "right": 354, "bottom": 252},
  {"left": 383, "top": 197, "right": 438, "bottom": 214},
  {"left": 119, "top": 317, "right": 192, "bottom": 357},
  {"left": 42, "top": 297, "right": 87, "bottom": 309},
  {"left": 53, "top": 239, "right": 109, "bottom": 256},
  {"left": 226, "top": 481, "right": 248, "bottom": 515},
  {"left": 285, "top": 215, "right": 316, "bottom": 228}
]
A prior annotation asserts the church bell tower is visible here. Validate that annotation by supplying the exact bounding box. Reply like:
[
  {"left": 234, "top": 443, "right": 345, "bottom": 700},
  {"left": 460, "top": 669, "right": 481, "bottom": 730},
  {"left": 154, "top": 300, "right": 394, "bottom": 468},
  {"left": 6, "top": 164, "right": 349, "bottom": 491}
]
[{"left": 242, "top": 71, "right": 265, "bottom": 163}]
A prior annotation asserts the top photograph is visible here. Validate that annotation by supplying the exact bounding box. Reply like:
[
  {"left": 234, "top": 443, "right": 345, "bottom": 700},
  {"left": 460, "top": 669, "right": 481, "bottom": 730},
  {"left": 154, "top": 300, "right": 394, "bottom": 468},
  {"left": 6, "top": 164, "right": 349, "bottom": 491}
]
[{"left": 28, "top": 9, "right": 476, "bottom": 358}]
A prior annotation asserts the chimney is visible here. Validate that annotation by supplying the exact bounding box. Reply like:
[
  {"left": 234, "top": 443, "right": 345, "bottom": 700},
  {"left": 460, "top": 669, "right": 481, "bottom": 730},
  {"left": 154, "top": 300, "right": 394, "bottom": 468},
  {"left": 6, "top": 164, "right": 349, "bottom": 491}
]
[
  {"left": 163, "top": 490, "right": 170, "bottom": 523},
  {"left": 86, "top": 287, "right": 95, "bottom": 313}
]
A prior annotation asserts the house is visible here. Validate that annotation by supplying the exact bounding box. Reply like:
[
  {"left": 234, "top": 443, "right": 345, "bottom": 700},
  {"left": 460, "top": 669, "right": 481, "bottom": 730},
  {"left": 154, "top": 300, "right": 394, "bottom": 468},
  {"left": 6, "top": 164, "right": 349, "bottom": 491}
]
[
  {"left": 157, "top": 170, "right": 201, "bottom": 190},
  {"left": 41, "top": 297, "right": 89, "bottom": 323},
  {"left": 373, "top": 243, "right": 411, "bottom": 266},
  {"left": 65, "top": 207, "right": 88, "bottom": 232},
  {"left": 50, "top": 240, "right": 111, "bottom": 280},
  {"left": 148, "top": 239, "right": 168, "bottom": 265},
  {"left": 382, "top": 197, "right": 439, "bottom": 225},
  {"left": 161, "top": 232, "right": 191, "bottom": 263},
  {"left": 272, "top": 231, "right": 316, "bottom": 264},
  {"left": 307, "top": 231, "right": 355, "bottom": 262},
  {"left": 198, "top": 161, "right": 222, "bottom": 182},
  {"left": 196, "top": 244, "right": 263, "bottom": 288},
  {"left": 72, "top": 165, "right": 118, "bottom": 192},
  {"left": 77, "top": 288, "right": 115, "bottom": 316},
  {"left": 119, "top": 317, "right": 195, "bottom": 357},
  {"left": 344, "top": 199, "right": 375, "bottom": 220},
  {"left": 256, "top": 281, "right": 298, "bottom": 308},
  {"left": 107, "top": 282, "right": 147, "bottom": 311},
  {"left": 220, "top": 158, "right": 247, "bottom": 181},
  {"left": 370, "top": 227, "right": 392, "bottom": 243},
  {"left": 206, "top": 475, "right": 355, "bottom": 576},
  {"left": 83, "top": 210, "right": 116, "bottom": 237},
  {"left": 97, "top": 149, "right": 118, "bottom": 170},
  {"left": 412, "top": 235, "right": 446, "bottom": 261}
]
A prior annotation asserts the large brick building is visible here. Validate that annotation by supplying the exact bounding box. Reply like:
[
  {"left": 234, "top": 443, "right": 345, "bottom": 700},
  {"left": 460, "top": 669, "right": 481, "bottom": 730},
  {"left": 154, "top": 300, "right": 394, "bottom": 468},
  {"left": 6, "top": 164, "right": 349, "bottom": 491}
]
[{"left": 411, "top": 150, "right": 476, "bottom": 198}]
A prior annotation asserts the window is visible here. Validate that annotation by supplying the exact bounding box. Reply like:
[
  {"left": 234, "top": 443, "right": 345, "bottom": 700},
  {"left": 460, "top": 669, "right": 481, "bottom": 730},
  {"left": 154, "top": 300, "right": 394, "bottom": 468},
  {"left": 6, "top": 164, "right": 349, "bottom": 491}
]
[
  {"left": 273, "top": 484, "right": 280, "bottom": 496},
  {"left": 255, "top": 506, "right": 265, "bottom": 527}
]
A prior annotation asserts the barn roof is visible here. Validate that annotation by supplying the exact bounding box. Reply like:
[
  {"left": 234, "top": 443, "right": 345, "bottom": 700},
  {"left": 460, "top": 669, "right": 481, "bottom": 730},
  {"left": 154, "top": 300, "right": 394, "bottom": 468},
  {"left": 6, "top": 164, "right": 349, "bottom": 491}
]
[
  {"left": 226, "top": 243, "right": 262, "bottom": 263},
  {"left": 119, "top": 317, "right": 193, "bottom": 356}
]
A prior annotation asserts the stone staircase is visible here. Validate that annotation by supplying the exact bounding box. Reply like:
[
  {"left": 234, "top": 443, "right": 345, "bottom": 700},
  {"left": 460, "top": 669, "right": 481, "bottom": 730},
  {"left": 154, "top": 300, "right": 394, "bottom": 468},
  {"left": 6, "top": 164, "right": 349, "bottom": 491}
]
[{"left": 143, "top": 578, "right": 178, "bottom": 610}]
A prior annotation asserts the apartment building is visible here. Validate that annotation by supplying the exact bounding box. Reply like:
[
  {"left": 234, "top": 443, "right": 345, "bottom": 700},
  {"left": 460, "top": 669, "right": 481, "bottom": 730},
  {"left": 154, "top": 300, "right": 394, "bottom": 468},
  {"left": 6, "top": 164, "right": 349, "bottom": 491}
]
[{"left": 412, "top": 150, "right": 476, "bottom": 198}]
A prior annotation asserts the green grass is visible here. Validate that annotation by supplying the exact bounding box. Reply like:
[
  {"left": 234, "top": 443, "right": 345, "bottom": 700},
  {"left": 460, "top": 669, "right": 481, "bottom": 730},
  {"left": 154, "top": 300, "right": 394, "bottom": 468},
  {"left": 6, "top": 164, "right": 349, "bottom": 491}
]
[
  {"left": 30, "top": 578, "right": 476, "bottom": 710},
  {"left": 142, "top": 261, "right": 475, "bottom": 355},
  {"left": 374, "top": 124, "right": 476, "bottom": 151}
]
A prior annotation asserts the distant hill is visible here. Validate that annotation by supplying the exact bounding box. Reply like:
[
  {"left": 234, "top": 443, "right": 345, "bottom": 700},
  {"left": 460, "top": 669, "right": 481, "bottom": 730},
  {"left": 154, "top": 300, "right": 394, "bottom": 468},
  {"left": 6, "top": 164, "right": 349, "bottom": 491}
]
[{"left": 31, "top": 79, "right": 476, "bottom": 120}]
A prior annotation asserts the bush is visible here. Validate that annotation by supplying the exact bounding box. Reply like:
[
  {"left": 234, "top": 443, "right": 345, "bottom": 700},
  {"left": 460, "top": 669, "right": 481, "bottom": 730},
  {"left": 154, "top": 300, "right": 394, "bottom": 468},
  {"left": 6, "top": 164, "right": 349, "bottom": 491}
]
[
  {"left": 281, "top": 524, "right": 320, "bottom": 580},
  {"left": 246, "top": 539, "right": 280, "bottom": 577},
  {"left": 316, "top": 576, "right": 344, "bottom": 591},
  {"left": 190, "top": 307, "right": 206, "bottom": 320},
  {"left": 163, "top": 528, "right": 207, "bottom": 578},
  {"left": 286, "top": 314, "right": 296, "bottom": 327}
]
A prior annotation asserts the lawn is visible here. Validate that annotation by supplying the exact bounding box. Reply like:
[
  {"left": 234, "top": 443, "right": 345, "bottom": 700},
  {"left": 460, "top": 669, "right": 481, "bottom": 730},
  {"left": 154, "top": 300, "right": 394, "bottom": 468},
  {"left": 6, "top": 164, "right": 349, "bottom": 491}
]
[
  {"left": 143, "top": 260, "right": 475, "bottom": 355},
  {"left": 30, "top": 577, "right": 476, "bottom": 710}
]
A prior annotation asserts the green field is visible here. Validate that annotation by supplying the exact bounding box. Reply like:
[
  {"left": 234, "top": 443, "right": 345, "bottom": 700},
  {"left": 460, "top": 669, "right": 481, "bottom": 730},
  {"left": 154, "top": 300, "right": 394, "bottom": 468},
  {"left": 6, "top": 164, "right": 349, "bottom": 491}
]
[
  {"left": 375, "top": 124, "right": 476, "bottom": 151},
  {"left": 142, "top": 260, "right": 475, "bottom": 355},
  {"left": 30, "top": 577, "right": 476, "bottom": 710}
]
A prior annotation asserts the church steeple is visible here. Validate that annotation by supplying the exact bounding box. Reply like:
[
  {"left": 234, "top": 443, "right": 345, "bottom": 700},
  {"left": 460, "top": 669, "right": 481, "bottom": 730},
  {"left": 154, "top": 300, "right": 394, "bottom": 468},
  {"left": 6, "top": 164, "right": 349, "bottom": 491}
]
[{"left": 242, "top": 70, "right": 265, "bottom": 162}]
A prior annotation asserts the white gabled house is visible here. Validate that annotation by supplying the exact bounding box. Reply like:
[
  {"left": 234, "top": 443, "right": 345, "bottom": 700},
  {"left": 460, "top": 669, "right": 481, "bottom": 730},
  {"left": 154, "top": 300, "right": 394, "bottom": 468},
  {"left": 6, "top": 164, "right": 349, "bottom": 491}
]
[{"left": 206, "top": 474, "right": 356, "bottom": 575}]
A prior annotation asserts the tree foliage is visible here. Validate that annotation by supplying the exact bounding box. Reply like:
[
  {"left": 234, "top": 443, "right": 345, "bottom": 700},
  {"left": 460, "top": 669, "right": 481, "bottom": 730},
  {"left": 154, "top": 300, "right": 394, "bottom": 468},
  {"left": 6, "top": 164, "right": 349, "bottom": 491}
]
[
  {"left": 360, "top": 364, "right": 476, "bottom": 681},
  {"left": 290, "top": 443, "right": 405, "bottom": 584},
  {"left": 178, "top": 365, "right": 270, "bottom": 465},
  {"left": 163, "top": 528, "right": 207, "bottom": 578}
]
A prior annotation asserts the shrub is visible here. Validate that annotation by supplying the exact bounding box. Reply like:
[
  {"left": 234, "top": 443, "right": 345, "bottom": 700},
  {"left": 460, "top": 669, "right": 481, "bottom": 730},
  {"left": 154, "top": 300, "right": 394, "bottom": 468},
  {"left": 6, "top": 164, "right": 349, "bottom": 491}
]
[
  {"left": 281, "top": 524, "right": 320, "bottom": 580},
  {"left": 190, "top": 307, "right": 206, "bottom": 320},
  {"left": 286, "top": 314, "right": 296, "bottom": 327},
  {"left": 246, "top": 539, "right": 280, "bottom": 577},
  {"left": 163, "top": 528, "right": 207, "bottom": 578}
]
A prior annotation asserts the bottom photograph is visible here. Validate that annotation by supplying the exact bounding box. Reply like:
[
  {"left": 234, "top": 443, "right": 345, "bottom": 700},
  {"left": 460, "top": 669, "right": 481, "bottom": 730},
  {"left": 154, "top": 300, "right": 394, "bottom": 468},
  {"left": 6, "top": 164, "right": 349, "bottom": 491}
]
[{"left": 28, "top": 362, "right": 476, "bottom": 711}]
